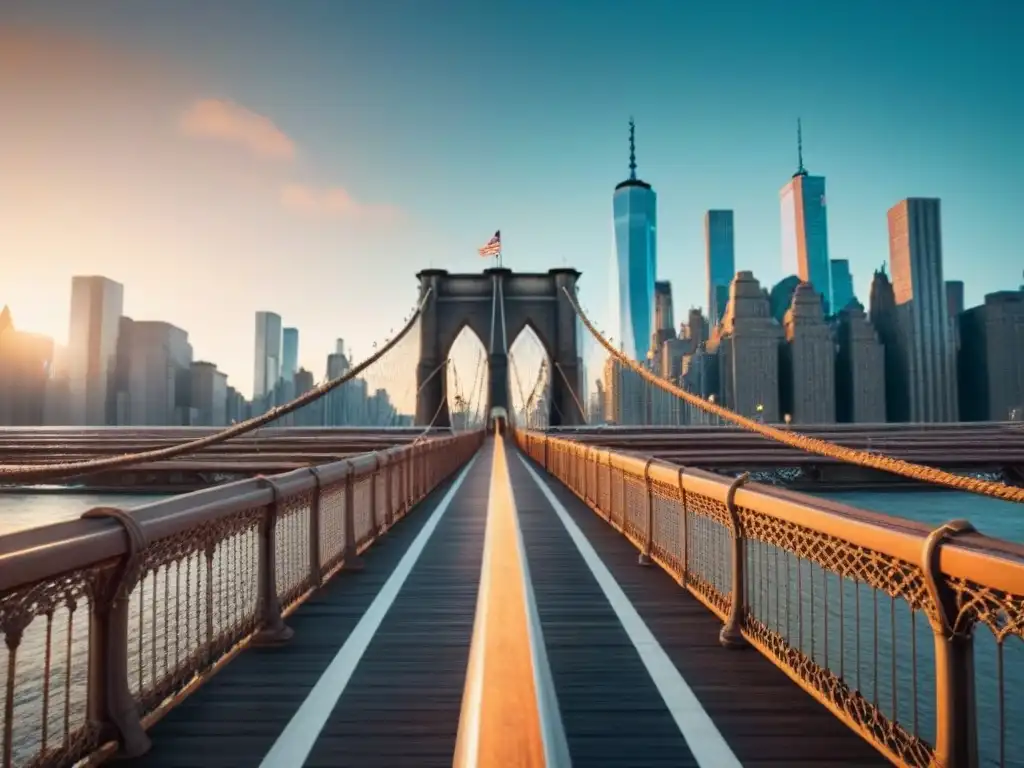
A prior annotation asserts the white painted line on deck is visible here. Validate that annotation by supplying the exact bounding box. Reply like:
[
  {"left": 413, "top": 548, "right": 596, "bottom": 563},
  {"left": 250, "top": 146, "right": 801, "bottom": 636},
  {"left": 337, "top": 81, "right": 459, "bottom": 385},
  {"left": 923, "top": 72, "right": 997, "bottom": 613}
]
[
  {"left": 517, "top": 454, "right": 743, "bottom": 768},
  {"left": 259, "top": 454, "right": 479, "bottom": 768}
]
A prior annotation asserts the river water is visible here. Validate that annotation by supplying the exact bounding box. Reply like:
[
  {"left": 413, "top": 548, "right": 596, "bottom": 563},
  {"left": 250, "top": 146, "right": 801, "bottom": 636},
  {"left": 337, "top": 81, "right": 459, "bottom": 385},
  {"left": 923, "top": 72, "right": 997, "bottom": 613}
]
[
  {"left": 0, "top": 492, "right": 171, "bottom": 536},
  {"left": 1, "top": 488, "right": 1021, "bottom": 765}
]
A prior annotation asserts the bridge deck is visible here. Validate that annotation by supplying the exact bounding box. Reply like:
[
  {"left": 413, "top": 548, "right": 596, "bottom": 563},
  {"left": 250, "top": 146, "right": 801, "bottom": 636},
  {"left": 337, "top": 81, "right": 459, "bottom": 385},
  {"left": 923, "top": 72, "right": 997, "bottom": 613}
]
[{"left": 126, "top": 439, "right": 888, "bottom": 768}]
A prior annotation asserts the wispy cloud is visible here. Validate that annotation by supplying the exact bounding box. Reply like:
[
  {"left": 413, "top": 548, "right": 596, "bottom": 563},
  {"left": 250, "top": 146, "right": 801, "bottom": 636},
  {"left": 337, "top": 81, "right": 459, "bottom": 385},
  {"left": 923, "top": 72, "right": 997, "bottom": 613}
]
[
  {"left": 178, "top": 98, "right": 396, "bottom": 223},
  {"left": 179, "top": 98, "right": 296, "bottom": 160},
  {"left": 280, "top": 183, "right": 400, "bottom": 223}
]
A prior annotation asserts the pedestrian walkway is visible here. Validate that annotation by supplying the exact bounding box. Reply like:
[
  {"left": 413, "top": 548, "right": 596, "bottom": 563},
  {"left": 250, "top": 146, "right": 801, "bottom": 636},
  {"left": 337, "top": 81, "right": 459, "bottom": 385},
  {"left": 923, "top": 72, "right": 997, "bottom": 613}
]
[{"left": 128, "top": 437, "right": 888, "bottom": 768}]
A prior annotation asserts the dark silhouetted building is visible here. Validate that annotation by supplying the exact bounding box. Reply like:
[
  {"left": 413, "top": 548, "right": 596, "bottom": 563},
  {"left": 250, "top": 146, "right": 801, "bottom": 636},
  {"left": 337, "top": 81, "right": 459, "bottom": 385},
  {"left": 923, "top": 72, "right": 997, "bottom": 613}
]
[
  {"left": 191, "top": 361, "right": 228, "bottom": 427},
  {"left": 830, "top": 259, "right": 855, "bottom": 314},
  {"left": 0, "top": 307, "right": 53, "bottom": 426},
  {"left": 958, "top": 292, "right": 1024, "bottom": 421}
]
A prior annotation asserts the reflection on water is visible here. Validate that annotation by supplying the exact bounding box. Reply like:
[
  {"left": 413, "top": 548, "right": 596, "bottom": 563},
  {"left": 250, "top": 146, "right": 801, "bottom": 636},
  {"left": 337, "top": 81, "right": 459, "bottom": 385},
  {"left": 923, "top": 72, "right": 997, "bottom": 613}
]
[
  {"left": 814, "top": 489, "right": 1024, "bottom": 766},
  {"left": 818, "top": 488, "right": 1024, "bottom": 545},
  {"left": 0, "top": 492, "right": 171, "bottom": 536}
]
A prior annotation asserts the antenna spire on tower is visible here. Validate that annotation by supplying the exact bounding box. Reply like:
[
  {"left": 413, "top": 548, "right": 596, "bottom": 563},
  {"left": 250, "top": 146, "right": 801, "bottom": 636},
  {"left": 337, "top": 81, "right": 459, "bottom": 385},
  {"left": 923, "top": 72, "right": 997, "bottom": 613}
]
[
  {"left": 628, "top": 117, "right": 637, "bottom": 181},
  {"left": 796, "top": 117, "right": 807, "bottom": 176}
]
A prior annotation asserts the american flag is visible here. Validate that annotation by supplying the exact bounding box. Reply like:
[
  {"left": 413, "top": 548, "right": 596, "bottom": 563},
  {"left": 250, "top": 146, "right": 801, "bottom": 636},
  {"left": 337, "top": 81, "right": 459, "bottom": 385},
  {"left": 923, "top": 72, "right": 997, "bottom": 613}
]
[{"left": 477, "top": 230, "right": 501, "bottom": 258}]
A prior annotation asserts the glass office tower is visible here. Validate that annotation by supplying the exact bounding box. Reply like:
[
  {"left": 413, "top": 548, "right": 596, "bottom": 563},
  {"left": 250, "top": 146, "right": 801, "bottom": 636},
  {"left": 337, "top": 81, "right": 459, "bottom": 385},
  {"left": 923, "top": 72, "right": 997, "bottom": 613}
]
[
  {"left": 780, "top": 120, "right": 832, "bottom": 313},
  {"left": 830, "top": 259, "right": 855, "bottom": 313},
  {"left": 705, "top": 210, "right": 735, "bottom": 324},
  {"left": 282, "top": 327, "right": 299, "bottom": 383},
  {"left": 253, "top": 311, "right": 283, "bottom": 402},
  {"left": 611, "top": 119, "right": 657, "bottom": 361},
  {"left": 67, "top": 275, "right": 124, "bottom": 425}
]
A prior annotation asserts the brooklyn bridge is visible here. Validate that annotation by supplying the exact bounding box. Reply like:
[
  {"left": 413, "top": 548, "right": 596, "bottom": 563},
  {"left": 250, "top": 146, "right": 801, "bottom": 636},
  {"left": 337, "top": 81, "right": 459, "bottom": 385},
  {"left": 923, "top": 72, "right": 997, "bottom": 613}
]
[{"left": 1, "top": 268, "right": 1021, "bottom": 768}]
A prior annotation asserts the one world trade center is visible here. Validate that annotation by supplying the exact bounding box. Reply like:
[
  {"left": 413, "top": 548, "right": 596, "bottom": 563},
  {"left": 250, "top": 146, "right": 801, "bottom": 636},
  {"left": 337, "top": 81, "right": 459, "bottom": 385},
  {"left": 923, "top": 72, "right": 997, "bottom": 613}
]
[{"left": 611, "top": 118, "right": 658, "bottom": 362}]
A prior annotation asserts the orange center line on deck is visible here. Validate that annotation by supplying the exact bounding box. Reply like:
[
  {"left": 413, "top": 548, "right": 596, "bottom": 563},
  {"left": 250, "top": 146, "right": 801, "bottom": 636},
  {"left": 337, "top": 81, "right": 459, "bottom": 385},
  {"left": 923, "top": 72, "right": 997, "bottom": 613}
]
[{"left": 453, "top": 437, "right": 567, "bottom": 768}]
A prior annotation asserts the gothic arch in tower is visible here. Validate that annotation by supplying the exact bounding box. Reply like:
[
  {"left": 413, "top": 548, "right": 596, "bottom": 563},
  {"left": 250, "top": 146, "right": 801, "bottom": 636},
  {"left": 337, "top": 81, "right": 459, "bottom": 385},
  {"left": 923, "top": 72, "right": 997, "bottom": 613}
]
[{"left": 415, "top": 267, "right": 586, "bottom": 428}]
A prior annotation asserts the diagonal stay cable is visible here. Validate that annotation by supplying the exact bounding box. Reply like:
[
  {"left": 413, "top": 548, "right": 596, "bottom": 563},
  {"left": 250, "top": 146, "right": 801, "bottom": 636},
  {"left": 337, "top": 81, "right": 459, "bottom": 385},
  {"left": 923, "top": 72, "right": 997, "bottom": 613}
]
[
  {"left": 553, "top": 360, "right": 589, "bottom": 426},
  {"left": 0, "top": 289, "right": 433, "bottom": 484}
]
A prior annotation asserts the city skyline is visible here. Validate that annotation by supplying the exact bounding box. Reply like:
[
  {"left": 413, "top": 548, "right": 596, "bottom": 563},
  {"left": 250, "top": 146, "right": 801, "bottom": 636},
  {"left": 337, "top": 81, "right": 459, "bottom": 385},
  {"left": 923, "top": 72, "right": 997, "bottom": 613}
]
[{"left": 2, "top": 2, "right": 1020, "bottom": 395}]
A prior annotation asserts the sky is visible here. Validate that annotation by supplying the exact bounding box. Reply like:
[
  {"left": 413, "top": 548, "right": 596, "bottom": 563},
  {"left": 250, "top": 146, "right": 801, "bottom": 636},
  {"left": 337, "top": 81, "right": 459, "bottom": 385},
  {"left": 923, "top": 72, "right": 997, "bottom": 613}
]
[{"left": 1, "top": 0, "right": 1022, "bottom": 401}]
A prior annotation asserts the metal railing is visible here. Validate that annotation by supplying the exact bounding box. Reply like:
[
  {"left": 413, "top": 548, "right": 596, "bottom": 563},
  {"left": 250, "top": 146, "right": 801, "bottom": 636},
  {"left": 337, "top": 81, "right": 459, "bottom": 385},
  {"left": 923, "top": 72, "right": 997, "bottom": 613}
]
[
  {"left": 0, "top": 431, "right": 483, "bottom": 768},
  {"left": 515, "top": 428, "right": 1024, "bottom": 768}
]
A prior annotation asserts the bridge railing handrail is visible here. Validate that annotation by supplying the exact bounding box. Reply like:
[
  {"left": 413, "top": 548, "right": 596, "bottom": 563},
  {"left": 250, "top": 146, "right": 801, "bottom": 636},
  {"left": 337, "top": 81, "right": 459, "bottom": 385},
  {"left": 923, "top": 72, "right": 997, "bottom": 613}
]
[
  {"left": 0, "top": 444, "right": 425, "bottom": 591},
  {"left": 515, "top": 427, "right": 1024, "bottom": 768},
  {"left": 0, "top": 430, "right": 484, "bottom": 768}
]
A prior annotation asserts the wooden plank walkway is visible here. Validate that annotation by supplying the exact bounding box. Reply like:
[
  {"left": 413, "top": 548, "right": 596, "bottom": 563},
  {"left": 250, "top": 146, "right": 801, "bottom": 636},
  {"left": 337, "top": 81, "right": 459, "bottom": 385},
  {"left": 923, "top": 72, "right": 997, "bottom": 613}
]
[
  {"left": 123, "top": 461, "right": 480, "bottom": 768},
  {"left": 301, "top": 445, "right": 492, "bottom": 767},
  {"left": 508, "top": 453, "right": 698, "bottom": 767},
  {"left": 124, "top": 438, "right": 892, "bottom": 768},
  {"left": 510, "top": 450, "right": 890, "bottom": 767}
]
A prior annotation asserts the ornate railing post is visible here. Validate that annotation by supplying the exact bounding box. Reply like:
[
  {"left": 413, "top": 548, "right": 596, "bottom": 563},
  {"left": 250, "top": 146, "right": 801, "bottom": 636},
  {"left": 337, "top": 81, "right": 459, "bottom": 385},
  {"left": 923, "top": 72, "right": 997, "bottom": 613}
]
[
  {"left": 80, "top": 507, "right": 151, "bottom": 758},
  {"left": 383, "top": 452, "right": 395, "bottom": 531},
  {"left": 398, "top": 447, "right": 409, "bottom": 516},
  {"left": 368, "top": 453, "right": 380, "bottom": 539},
  {"left": 720, "top": 473, "right": 750, "bottom": 649},
  {"left": 603, "top": 452, "right": 613, "bottom": 522},
  {"left": 639, "top": 460, "right": 654, "bottom": 567},
  {"left": 571, "top": 445, "right": 579, "bottom": 495},
  {"left": 342, "top": 462, "right": 365, "bottom": 571},
  {"left": 677, "top": 468, "right": 689, "bottom": 586},
  {"left": 922, "top": 520, "right": 979, "bottom": 768},
  {"left": 583, "top": 447, "right": 591, "bottom": 504},
  {"left": 252, "top": 478, "right": 293, "bottom": 646},
  {"left": 411, "top": 443, "right": 421, "bottom": 501},
  {"left": 308, "top": 467, "right": 323, "bottom": 589}
]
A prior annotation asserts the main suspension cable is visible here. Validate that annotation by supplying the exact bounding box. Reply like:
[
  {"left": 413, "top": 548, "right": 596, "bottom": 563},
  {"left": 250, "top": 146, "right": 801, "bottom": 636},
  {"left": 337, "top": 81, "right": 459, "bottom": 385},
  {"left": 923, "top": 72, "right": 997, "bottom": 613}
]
[{"left": 565, "top": 286, "right": 1024, "bottom": 503}]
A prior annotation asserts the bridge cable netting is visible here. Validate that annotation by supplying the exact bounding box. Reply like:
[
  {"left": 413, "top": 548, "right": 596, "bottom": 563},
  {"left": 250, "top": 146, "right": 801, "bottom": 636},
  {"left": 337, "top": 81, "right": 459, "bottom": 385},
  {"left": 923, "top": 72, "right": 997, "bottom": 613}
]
[
  {"left": 0, "top": 289, "right": 438, "bottom": 483},
  {"left": 565, "top": 286, "right": 1024, "bottom": 504},
  {"left": 445, "top": 329, "right": 488, "bottom": 432},
  {"left": 509, "top": 329, "right": 551, "bottom": 429}
]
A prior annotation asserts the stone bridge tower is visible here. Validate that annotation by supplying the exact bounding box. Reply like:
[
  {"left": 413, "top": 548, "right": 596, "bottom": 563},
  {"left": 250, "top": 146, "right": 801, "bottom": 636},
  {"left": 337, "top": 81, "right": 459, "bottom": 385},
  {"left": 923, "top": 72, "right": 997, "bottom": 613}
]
[{"left": 414, "top": 267, "right": 586, "bottom": 428}]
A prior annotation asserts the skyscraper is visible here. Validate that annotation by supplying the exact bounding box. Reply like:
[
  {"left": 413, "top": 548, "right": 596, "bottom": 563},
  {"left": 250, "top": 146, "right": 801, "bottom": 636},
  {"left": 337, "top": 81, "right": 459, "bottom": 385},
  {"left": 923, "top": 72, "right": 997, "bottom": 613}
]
[
  {"left": 945, "top": 280, "right": 965, "bottom": 319},
  {"left": 946, "top": 279, "right": 965, "bottom": 349},
  {"left": 651, "top": 280, "right": 675, "bottom": 353},
  {"left": 958, "top": 291, "right": 1024, "bottom": 421},
  {"left": 126, "top": 322, "right": 193, "bottom": 425},
  {"left": 830, "top": 259, "right": 855, "bottom": 313},
  {"left": 67, "top": 275, "right": 124, "bottom": 425},
  {"left": 781, "top": 282, "right": 835, "bottom": 424},
  {"left": 705, "top": 210, "right": 735, "bottom": 324},
  {"left": 887, "top": 198, "right": 958, "bottom": 422},
  {"left": 779, "top": 120, "right": 831, "bottom": 312},
  {"left": 708, "top": 272, "right": 783, "bottom": 422},
  {"left": 253, "top": 311, "right": 283, "bottom": 404},
  {"left": 611, "top": 118, "right": 657, "bottom": 361},
  {"left": 282, "top": 327, "right": 299, "bottom": 383},
  {"left": 0, "top": 307, "right": 53, "bottom": 426}
]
